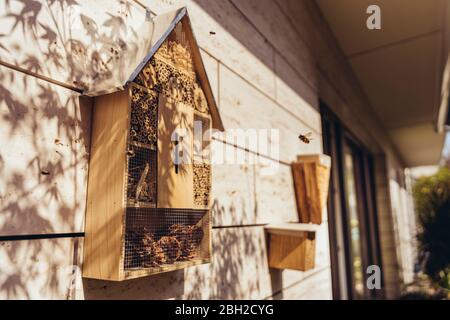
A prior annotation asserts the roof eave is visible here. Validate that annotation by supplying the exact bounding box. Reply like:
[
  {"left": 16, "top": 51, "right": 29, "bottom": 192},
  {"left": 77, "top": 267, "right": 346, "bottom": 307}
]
[
  {"left": 82, "top": 7, "right": 225, "bottom": 132},
  {"left": 125, "top": 7, "right": 187, "bottom": 87}
]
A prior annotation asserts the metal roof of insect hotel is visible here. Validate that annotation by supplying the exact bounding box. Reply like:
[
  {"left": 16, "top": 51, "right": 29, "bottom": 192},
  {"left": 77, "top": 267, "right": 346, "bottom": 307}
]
[{"left": 83, "top": 7, "right": 224, "bottom": 131}]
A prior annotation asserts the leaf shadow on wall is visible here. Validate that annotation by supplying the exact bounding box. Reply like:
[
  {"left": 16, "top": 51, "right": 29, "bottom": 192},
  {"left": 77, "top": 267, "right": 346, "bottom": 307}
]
[
  {"left": 0, "top": 0, "right": 138, "bottom": 299},
  {"left": 0, "top": 65, "right": 91, "bottom": 299},
  {"left": 0, "top": 0, "right": 300, "bottom": 299}
]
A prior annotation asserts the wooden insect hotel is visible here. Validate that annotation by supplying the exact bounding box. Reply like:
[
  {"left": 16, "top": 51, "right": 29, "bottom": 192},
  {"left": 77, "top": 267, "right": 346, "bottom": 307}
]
[
  {"left": 291, "top": 154, "right": 331, "bottom": 225},
  {"left": 82, "top": 8, "right": 224, "bottom": 281}
]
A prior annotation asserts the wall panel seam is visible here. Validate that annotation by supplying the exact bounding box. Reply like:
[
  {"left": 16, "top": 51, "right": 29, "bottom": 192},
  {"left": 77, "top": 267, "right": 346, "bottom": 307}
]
[
  {"left": 0, "top": 233, "right": 85, "bottom": 242},
  {"left": 0, "top": 60, "right": 82, "bottom": 93},
  {"left": 212, "top": 137, "right": 292, "bottom": 166}
]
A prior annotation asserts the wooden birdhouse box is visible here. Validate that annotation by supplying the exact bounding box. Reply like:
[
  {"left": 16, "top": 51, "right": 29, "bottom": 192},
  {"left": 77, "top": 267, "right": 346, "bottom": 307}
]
[{"left": 82, "top": 8, "right": 224, "bottom": 281}]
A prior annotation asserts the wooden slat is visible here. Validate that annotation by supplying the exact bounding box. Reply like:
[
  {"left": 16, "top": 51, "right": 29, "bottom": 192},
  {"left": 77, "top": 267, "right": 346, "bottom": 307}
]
[
  {"left": 211, "top": 150, "right": 299, "bottom": 226},
  {"left": 199, "top": 49, "right": 219, "bottom": 104},
  {"left": 211, "top": 160, "right": 256, "bottom": 226},
  {"left": 0, "top": 1, "right": 146, "bottom": 90},
  {"left": 230, "top": 0, "right": 317, "bottom": 90},
  {"left": 218, "top": 65, "right": 322, "bottom": 163},
  {"left": 83, "top": 90, "right": 129, "bottom": 281},
  {"left": 274, "top": 52, "right": 319, "bottom": 113},
  {"left": 151, "top": 0, "right": 277, "bottom": 97},
  {"left": 0, "top": 65, "right": 90, "bottom": 236},
  {"left": 253, "top": 159, "right": 299, "bottom": 223},
  {"left": 0, "top": 237, "right": 84, "bottom": 300}
]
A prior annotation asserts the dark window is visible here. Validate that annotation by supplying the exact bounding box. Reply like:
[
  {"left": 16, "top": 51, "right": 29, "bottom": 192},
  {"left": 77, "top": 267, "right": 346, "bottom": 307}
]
[{"left": 321, "top": 103, "right": 384, "bottom": 300}]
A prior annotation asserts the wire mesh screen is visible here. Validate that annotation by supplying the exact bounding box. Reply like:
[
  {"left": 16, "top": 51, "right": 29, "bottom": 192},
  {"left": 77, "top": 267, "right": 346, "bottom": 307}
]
[
  {"left": 125, "top": 84, "right": 158, "bottom": 208},
  {"left": 126, "top": 146, "right": 157, "bottom": 207},
  {"left": 124, "top": 208, "right": 210, "bottom": 270},
  {"left": 121, "top": 25, "right": 212, "bottom": 274}
]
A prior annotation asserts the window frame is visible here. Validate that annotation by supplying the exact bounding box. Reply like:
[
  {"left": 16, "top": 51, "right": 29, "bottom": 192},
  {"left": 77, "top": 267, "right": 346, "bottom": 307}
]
[{"left": 321, "top": 103, "right": 384, "bottom": 300}]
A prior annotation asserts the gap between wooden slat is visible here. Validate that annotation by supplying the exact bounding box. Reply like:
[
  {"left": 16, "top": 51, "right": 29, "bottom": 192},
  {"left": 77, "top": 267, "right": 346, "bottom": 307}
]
[
  {"left": 0, "top": 232, "right": 85, "bottom": 242},
  {"left": 0, "top": 60, "right": 82, "bottom": 93}
]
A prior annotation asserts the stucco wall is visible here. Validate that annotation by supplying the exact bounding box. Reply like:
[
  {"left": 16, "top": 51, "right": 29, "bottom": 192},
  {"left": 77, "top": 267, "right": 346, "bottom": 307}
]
[{"left": 0, "top": 0, "right": 414, "bottom": 299}]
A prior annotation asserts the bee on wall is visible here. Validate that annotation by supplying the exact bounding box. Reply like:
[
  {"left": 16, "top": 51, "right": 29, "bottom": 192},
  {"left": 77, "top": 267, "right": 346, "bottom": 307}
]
[{"left": 298, "top": 132, "right": 313, "bottom": 144}]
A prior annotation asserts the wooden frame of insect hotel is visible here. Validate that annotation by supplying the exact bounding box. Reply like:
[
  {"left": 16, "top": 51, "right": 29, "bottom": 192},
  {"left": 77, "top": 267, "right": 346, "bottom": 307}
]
[{"left": 82, "top": 8, "right": 224, "bottom": 281}]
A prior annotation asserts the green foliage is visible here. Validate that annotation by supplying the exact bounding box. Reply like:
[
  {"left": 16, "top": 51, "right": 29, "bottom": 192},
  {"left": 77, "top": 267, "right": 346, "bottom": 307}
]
[{"left": 413, "top": 167, "right": 450, "bottom": 289}]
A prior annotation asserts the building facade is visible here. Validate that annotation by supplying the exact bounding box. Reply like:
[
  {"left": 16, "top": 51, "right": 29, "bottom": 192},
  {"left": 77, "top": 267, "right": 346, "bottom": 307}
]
[{"left": 0, "top": 0, "right": 448, "bottom": 299}]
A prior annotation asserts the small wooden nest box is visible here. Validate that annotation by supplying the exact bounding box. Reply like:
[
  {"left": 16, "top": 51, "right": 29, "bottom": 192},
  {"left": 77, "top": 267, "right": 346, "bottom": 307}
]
[
  {"left": 291, "top": 154, "right": 331, "bottom": 225},
  {"left": 265, "top": 223, "right": 318, "bottom": 271},
  {"left": 82, "top": 8, "right": 224, "bottom": 281}
]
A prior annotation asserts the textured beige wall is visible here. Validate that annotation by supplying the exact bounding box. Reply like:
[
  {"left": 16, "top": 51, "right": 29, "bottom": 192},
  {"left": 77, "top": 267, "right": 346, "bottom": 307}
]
[
  {"left": 0, "top": 66, "right": 91, "bottom": 237},
  {"left": 0, "top": 0, "right": 332, "bottom": 299},
  {"left": 0, "top": 0, "right": 413, "bottom": 300}
]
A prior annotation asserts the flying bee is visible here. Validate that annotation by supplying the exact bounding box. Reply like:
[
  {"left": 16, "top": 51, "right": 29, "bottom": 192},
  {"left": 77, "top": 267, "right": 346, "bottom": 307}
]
[{"left": 298, "top": 132, "right": 313, "bottom": 144}]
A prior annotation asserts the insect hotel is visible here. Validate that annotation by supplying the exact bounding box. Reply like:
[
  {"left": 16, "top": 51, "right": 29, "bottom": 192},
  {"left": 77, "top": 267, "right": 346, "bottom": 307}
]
[
  {"left": 82, "top": 8, "right": 223, "bottom": 281},
  {"left": 264, "top": 154, "right": 331, "bottom": 272}
]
